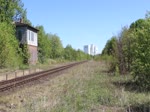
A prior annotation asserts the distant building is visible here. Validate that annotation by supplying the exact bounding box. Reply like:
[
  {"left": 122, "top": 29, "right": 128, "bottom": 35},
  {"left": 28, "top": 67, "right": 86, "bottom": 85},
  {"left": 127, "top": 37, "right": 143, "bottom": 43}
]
[
  {"left": 15, "top": 21, "right": 39, "bottom": 64},
  {"left": 84, "top": 45, "right": 90, "bottom": 54},
  {"left": 84, "top": 44, "right": 98, "bottom": 55}
]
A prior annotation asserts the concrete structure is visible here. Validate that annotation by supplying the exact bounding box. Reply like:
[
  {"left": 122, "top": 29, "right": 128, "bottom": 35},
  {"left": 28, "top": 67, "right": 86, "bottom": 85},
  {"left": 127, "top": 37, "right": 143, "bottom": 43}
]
[
  {"left": 16, "top": 22, "right": 39, "bottom": 64},
  {"left": 84, "top": 44, "right": 98, "bottom": 55},
  {"left": 84, "top": 45, "right": 90, "bottom": 55}
]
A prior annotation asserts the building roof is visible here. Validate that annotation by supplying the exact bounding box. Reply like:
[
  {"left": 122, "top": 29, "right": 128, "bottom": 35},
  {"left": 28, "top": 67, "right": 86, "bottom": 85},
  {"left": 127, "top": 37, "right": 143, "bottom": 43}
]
[{"left": 15, "top": 22, "right": 39, "bottom": 32}]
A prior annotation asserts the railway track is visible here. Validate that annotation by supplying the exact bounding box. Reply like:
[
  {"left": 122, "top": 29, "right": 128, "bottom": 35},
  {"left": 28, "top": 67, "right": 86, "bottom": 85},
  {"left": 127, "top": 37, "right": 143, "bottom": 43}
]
[{"left": 0, "top": 61, "right": 87, "bottom": 92}]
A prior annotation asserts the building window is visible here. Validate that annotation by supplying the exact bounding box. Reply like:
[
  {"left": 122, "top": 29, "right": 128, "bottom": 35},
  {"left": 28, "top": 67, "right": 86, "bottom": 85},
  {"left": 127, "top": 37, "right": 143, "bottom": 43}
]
[
  {"left": 29, "top": 31, "right": 30, "bottom": 41},
  {"left": 29, "top": 31, "right": 34, "bottom": 42},
  {"left": 18, "top": 30, "right": 22, "bottom": 41},
  {"left": 31, "top": 32, "right": 34, "bottom": 41}
]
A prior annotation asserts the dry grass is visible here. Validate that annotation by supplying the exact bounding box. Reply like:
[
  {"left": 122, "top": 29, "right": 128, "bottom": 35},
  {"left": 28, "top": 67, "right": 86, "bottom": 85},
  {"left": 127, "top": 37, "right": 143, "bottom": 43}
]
[
  {"left": 0, "top": 69, "right": 43, "bottom": 81},
  {"left": 0, "top": 61, "right": 71, "bottom": 82},
  {"left": 0, "top": 61, "right": 149, "bottom": 112}
]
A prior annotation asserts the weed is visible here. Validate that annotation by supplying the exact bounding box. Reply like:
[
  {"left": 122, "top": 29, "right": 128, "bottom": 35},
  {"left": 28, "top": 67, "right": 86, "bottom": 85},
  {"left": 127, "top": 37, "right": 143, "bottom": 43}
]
[{"left": 0, "top": 61, "right": 149, "bottom": 112}]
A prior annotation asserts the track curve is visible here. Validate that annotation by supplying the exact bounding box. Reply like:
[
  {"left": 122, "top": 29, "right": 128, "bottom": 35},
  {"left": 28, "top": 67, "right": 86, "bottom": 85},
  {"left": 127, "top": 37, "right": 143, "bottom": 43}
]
[{"left": 0, "top": 61, "right": 87, "bottom": 92}]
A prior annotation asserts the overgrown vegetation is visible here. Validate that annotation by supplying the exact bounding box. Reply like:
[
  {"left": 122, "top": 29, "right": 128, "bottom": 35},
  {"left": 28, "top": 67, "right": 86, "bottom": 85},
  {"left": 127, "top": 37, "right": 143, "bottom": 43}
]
[
  {"left": 1, "top": 0, "right": 149, "bottom": 111},
  {"left": 36, "top": 25, "right": 91, "bottom": 64},
  {"left": 0, "top": 61, "right": 149, "bottom": 112},
  {"left": 0, "top": 0, "right": 91, "bottom": 69},
  {"left": 100, "top": 12, "right": 150, "bottom": 91},
  {"left": 0, "top": 23, "right": 21, "bottom": 68}
]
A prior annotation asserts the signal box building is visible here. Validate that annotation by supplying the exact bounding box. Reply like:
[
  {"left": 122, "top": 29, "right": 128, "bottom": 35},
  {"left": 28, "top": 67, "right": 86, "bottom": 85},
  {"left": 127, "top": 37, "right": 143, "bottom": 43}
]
[{"left": 16, "top": 22, "right": 39, "bottom": 64}]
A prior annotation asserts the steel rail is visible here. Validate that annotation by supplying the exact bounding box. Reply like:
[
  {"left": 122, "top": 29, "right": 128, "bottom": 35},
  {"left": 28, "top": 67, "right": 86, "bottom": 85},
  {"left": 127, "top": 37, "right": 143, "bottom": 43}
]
[{"left": 0, "top": 61, "right": 87, "bottom": 92}]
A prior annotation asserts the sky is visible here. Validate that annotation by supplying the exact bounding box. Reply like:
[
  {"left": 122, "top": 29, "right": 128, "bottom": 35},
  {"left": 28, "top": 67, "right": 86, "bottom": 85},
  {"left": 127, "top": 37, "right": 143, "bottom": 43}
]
[{"left": 22, "top": 0, "right": 150, "bottom": 53}]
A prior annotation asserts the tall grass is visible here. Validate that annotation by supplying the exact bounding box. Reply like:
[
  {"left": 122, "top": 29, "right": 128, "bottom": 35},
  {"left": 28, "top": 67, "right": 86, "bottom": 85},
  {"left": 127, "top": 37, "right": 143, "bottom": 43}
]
[{"left": 0, "top": 61, "right": 149, "bottom": 112}]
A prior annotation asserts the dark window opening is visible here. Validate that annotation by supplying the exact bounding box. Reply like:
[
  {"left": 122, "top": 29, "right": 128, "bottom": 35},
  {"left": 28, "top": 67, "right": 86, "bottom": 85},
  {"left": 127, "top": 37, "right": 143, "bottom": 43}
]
[{"left": 18, "top": 30, "right": 22, "bottom": 41}]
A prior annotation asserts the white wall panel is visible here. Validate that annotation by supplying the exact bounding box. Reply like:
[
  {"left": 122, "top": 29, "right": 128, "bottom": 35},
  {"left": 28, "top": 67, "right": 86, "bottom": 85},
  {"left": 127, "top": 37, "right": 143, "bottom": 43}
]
[{"left": 27, "top": 29, "right": 37, "bottom": 46}]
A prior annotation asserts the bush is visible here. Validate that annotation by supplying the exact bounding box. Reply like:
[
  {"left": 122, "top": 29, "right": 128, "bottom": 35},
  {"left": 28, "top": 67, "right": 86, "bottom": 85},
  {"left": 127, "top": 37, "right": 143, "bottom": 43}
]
[
  {"left": 98, "top": 55, "right": 118, "bottom": 73},
  {"left": 130, "top": 18, "right": 150, "bottom": 91},
  {"left": 0, "top": 23, "right": 21, "bottom": 68}
]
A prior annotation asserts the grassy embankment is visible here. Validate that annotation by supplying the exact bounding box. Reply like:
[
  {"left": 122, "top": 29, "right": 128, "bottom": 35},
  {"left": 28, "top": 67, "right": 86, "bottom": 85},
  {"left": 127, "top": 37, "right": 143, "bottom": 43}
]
[
  {"left": 0, "top": 59, "right": 68, "bottom": 73},
  {"left": 0, "top": 59, "right": 69, "bottom": 81},
  {"left": 0, "top": 61, "right": 149, "bottom": 112}
]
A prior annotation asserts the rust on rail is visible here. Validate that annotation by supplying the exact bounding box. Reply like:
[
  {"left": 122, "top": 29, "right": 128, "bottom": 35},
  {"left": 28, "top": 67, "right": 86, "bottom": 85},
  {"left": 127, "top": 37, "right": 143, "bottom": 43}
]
[{"left": 0, "top": 61, "right": 87, "bottom": 92}]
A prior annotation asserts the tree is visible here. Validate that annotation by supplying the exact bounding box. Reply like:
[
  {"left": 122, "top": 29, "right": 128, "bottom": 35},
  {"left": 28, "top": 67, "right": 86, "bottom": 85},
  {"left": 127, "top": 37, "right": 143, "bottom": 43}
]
[
  {"left": 102, "top": 27, "right": 135, "bottom": 74},
  {"left": 101, "top": 12, "right": 150, "bottom": 90},
  {"left": 48, "top": 34, "right": 63, "bottom": 59},
  {"left": 102, "top": 37, "right": 117, "bottom": 56},
  {"left": 0, "top": 0, "right": 32, "bottom": 67},
  {"left": 129, "top": 18, "right": 150, "bottom": 90},
  {"left": 63, "top": 45, "right": 74, "bottom": 60},
  {"left": 36, "top": 25, "right": 51, "bottom": 63},
  {"left": 101, "top": 37, "right": 118, "bottom": 72},
  {"left": 0, "top": 23, "right": 21, "bottom": 68},
  {"left": 116, "top": 27, "right": 130, "bottom": 74},
  {"left": 76, "top": 49, "right": 88, "bottom": 61},
  {"left": 0, "top": 0, "right": 24, "bottom": 23},
  {"left": 19, "top": 9, "right": 32, "bottom": 25},
  {"left": 19, "top": 43, "right": 30, "bottom": 64},
  {"left": 121, "top": 27, "right": 135, "bottom": 72}
]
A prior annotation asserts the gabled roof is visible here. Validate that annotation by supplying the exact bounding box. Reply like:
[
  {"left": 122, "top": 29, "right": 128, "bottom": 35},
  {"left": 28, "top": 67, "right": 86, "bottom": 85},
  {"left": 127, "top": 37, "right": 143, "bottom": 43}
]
[{"left": 15, "top": 22, "right": 39, "bottom": 32}]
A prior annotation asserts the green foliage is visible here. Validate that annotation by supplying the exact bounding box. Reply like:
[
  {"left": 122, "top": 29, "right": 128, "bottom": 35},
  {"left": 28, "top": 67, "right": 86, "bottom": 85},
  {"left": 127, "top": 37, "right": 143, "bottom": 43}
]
[
  {"left": 0, "top": 0, "right": 91, "bottom": 70},
  {"left": 63, "top": 45, "right": 75, "bottom": 60},
  {"left": 19, "top": 43, "right": 30, "bottom": 64},
  {"left": 102, "top": 27, "right": 133, "bottom": 74},
  {"left": 0, "top": 0, "right": 30, "bottom": 68},
  {"left": 36, "top": 25, "right": 51, "bottom": 63},
  {"left": 36, "top": 26, "right": 90, "bottom": 63},
  {"left": 63, "top": 45, "right": 91, "bottom": 61},
  {"left": 121, "top": 29, "right": 134, "bottom": 72},
  {"left": 130, "top": 18, "right": 150, "bottom": 91},
  {"left": 102, "top": 12, "right": 150, "bottom": 90},
  {"left": 0, "top": 23, "right": 21, "bottom": 68},
  {"left": 102, "top": 37, "right": 117, "bottom": 56},
  {"left": 48, "top": 34, "right": 63, "bottom": 59},
  {"left": 115, "top": 66, "right": 119, "bottom": 76},
  {"left": 0, "top": 0, "right": 24, "bottom": 23},
  {"left": 21, "top": 9, "right": 32, "bottom": 25},
  {"left": 76, "top": 49, "right": 90, "bottom": 60},
  {"left": 101, "top": 37, "right": 118, "bottom": 73},
  {"left": 116, "top": 27, "right": 130, "bottom": 74}
]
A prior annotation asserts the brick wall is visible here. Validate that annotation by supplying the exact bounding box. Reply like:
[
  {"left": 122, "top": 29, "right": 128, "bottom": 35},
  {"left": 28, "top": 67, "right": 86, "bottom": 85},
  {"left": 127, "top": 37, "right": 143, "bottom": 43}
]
[{"left": 28, "top": 45, "right": 38, "bottom": 64}]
